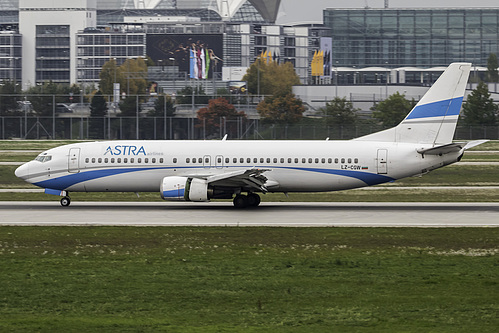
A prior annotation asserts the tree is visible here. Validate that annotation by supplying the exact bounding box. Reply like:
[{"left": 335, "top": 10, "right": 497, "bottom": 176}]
[
  {"left": 119, "top": 96, "right": 141, "bottom": 139},
  {"left": 25, "top": 82, "right": 82, "bottom": 116},
  {"left": 89, "top": 90, "right": 108, "bottom": 139},
  {"left": 149, "top": 94, "right": 175, "bottom": 117},
  {"left": 321, "top": 97, "right": 359, "bottom": 127},
  {"left": 99, "top": 58, "right": 148, "bottom": 97},
  {"left": 487, "top": 53, "right": 499, "bottom": 82},
  {"left": 371, "top": 92, "right": 414, "bottom": 127},
  {"left": 0, "top": 80, "right": 20, "bottom": 116},
  {"left": 196, "top": 97, "right": 246, "bottom": 138},
  {"left": 257, "top": 93, "right": 304, "bottom": 125},
  {"left": 242, "top": 59, "right": 301, "bottom": 96},
  {"left": 461, "top": 81, "right": 498, "bottom": 126}
]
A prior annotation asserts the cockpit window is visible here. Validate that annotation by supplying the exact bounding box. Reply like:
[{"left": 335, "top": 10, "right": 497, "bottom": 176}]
[{"left": 35, "top": 155, "right": 52, "bottom": 163}]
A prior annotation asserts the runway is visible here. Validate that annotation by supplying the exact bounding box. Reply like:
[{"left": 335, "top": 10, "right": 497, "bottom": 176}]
[{"left": 0, "top": 201, "right": 498, "bottom": 227}]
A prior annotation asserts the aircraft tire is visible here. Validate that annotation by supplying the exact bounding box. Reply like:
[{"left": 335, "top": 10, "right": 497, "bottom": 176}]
[
  {"left": 247, "top": 193, "right": 261, "bottom": 207},
  {"left": 233, "top": 194, "right": 248, "bottom": 208},
  {"left": 60, "top": 196, "right": 71, "bottom": 207}
]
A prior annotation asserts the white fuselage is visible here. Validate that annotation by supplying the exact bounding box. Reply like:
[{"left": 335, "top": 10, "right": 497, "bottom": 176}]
[{"left": 15, "top": 140, "right": 461, "bottom": 194}]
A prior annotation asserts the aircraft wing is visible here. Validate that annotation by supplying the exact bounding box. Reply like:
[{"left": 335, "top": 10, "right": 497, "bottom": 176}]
[{"left": 190, "top": 169, "right": 273, "bottom": 192}]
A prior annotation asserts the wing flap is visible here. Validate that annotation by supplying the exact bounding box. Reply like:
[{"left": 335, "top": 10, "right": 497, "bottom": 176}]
[{"left": 206, "top": 168, "right": 273, "bottom": 192}]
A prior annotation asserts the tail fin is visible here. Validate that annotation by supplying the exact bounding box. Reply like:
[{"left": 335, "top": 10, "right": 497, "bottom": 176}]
[{"left": 356, "top": 63, "right": 471, "bottom": 144}]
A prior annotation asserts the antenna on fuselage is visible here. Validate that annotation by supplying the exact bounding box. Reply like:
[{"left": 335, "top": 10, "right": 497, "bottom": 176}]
[{"left": 222, "top": 134, "right": 228, "bottom": 141}]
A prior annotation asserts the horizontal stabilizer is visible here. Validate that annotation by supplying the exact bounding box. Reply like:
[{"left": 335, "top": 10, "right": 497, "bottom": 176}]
[
  {"left": 417, "top": 139, "right": 489, "bottom": 155},
  {"left": 462, "top": 139, "right": 489, "bottom": 150},
  {"left": 417, "top": 143, "right": 463, "bottom": 155}
]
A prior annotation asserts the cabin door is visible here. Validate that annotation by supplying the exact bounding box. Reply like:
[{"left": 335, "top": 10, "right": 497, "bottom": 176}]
[
  {"left": 377, "top": 149, "right": 388, "bottom": 174},
  {"left": 68, "top": 148, "right": 80, "bottom": 173}
]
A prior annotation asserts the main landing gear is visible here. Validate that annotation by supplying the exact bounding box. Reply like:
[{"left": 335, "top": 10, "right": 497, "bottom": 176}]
[
  {"left": 60, "top": 196, "right": 71, "bottom": 207},
  {"left": 233, "top": 193, "right": 261, "bottom": 208}
]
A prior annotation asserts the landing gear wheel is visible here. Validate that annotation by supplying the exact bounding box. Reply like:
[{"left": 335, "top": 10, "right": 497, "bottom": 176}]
[
  {"left": 233, "top": 194, "right": 248, "bottom": 208},
  {"left": 60, "top": 196, "right": 71, "bottom": 207},
  {"left": 247, "top": 193, "right": 261, "bottom": 207}
]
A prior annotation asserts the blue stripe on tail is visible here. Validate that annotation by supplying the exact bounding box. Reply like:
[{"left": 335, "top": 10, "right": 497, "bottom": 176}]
[{"left": 406, "top": 97, "right": 463, "bottom": 120}]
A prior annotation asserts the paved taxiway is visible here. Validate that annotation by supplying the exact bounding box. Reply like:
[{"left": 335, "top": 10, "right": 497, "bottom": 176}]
[{"left": 0, "top": 202, "right": 498, "bottom": 227}]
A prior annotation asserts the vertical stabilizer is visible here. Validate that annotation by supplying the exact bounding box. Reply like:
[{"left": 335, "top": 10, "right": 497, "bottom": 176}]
[{"left": 356, "top": 63, "right": 471, "bottom": 144}]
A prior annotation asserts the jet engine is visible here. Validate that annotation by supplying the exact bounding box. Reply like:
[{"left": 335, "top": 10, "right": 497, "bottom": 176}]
[{"left": 160, "top": 176, "right": 209, "bottom": 201}]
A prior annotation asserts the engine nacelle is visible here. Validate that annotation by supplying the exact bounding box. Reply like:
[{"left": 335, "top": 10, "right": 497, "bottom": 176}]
[{"left": 160, "top": 176, "right": 209, "bottom": 202}]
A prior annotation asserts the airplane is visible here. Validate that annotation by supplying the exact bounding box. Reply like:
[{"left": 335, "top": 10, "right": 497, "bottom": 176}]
[{"left": 15, "top": 62, "right": 487, "bottom": 208}]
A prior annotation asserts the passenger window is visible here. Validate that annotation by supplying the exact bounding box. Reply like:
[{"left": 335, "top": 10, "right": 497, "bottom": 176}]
[
  {"left": 280, "top": 158, "right": 284, "bottom": 163},
  {"left": 328, "top": 158, "right": 332, "bottom": 163},
  {"left": 98, "top": 158, "right": 102, "bottom": 163},
  {"left": 205, "top": 157, "right": 209, "bottom": 163},
  {"left": 288, "top": 158, "right": 292, "bottom": 163},
  {"left": 273, "top": 158, "right": 277, "bottom": 163},
  {"left": 173, "top": 158, "right": 177, "bottom": 163},
  {"left": 198, "top": 158, "right": 202, "bottom": 163},
  {"left": 321, "top": 158, "right": 325, "bottom": 163},
  {"left": 266, "top": 158, "right": 270, "bottom": 163},
  {"left": 85, "top": 158, "right": 89, "bottom": 163},
  {"left": 348, "top": 158, "right": 351, "bottom": 163},
  {"left": 315, "top": 158, "right": 319, "bottom": 163},
  {"left": 260, "top": 158, "right": 264, "bottom": 163},
  {"left": 124, "top": 158, "right": 128, "bottom": 163},
  {"left": 160, "top": 158, "right": 164, "bottom": 163},
  {"left": 233, "top": 158, "right": 237, "bottom": 163},
  {"left": 152, "top": 158, "right": 156, "bottom": 163},
  {"left": 240, "top": 158, "right": 244, "bottom": 163},
  {"left": 186, "top": 158, "right": 190, "bottom": 163},
  {"left": 341, "top": 158, "right": 345, "bottom": 163},
  {"left": 92, "top": 158, "right": 96, "bottom": 163},
  {"left": 191, "top": 158, "right": 196, "bottom": 163},
  {"left": 354, "top": 158, "right": 358, "bottom": 163},
  {"left": 117, "top": 158, "right": 121, "bottom": 163},
  {"left": 217, "top": 157, "right": 222, "bottom": 163},
  {"left": 308, "top": 158, "right": 312, "bottom": 163},
  {"left": 110, "top": 158, "right": 115, "bottom": 163},
  {"left": 247, "top": 158, "right": 251, "bottom": 163},
  {"left": 295, "top": 158, "right": 298, "bottom": 163},
  {"left": 253, "top": 158, "right": 258, "bottom": 163},
  {"left": 335, "top": 158, "right": 339, "bottom": 164},
  {"left": 137, "top": 158, "right": 141, "bottom": 163},
  {"left": 225, "top": 157, "right": 229, "bottom": 163},
  {"left": 104, "top": 158, "right": 108, "bottom": 163},
  {"left": 145, "top": 158, "right": 149, "bottom": 163},
  {"left": 302, "top": 158, "right": 306, "bottom": 163},
  {"left": 130, "top": 158, "right": 134, "bottom": 163}
]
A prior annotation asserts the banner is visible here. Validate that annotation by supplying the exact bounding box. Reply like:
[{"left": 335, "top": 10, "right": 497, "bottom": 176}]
[{"left": 147, "top": 34, "right": 223, "bottom": 79}]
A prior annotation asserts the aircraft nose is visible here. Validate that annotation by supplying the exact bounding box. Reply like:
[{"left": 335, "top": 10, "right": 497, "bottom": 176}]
[{"left": 15, "top": 162, "right": 30, "bottom": 180}]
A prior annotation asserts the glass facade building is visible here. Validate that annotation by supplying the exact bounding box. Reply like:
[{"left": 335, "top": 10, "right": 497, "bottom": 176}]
[{"left": 324, "top": 8, "right": 499, "bottom": 68}]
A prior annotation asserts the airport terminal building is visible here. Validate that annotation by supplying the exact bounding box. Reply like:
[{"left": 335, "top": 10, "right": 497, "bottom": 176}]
[{"left": 1, "top": 2, "right": 499, "bottom": 90}]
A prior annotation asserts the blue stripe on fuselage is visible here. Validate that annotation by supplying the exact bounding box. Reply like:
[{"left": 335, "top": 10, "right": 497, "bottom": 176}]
[
  {"left": 33, "top": 167, "right": 163, "bottom": 190},
  {"left": 405, "top": 97, "right": 463, "bottom": 120},
  {"left": 33, "top": 166, "right": 395, "bottom": 191},
  {"left": 286, "top": 167, "right": 394, "bottom": 186}
]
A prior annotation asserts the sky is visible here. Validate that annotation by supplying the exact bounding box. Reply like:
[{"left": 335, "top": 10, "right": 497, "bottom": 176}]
[{"left": 276, "top": 0, "right": 499, "bottom": 24}]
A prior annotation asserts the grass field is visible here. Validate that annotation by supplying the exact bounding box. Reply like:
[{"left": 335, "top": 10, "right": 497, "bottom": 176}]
[{"left": 0, "top": 227, "right": 498, "bottom": 332}]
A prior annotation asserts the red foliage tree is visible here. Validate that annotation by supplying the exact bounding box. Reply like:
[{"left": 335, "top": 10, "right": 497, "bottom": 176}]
[{"left": 197, "top": 97, "right": 247, "bottom": 138}]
